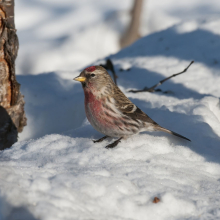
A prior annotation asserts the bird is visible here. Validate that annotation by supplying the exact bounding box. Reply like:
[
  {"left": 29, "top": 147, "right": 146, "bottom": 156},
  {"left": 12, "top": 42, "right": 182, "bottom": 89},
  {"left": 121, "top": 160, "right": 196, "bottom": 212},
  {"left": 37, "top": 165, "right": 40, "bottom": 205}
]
[{"left": 74, "top": 66, "right": 191, "bottom": 149}]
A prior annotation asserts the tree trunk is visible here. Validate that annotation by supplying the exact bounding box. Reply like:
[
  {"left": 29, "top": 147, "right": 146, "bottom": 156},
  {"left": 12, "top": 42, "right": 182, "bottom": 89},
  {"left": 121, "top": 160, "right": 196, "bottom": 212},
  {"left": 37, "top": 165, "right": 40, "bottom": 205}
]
[
  {"left": 0, "top": 0, "right": 26, "bottom": 149},
  {"left": 120, "top": 0, "right": 143, "bottom": 48}
]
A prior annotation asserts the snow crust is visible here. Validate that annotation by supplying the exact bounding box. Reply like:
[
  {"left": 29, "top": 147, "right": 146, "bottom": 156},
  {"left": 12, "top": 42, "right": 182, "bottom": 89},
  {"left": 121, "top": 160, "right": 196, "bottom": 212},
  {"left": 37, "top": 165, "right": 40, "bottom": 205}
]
[{"left": 1, "top": 0, "right": 220, "bottom": 219}]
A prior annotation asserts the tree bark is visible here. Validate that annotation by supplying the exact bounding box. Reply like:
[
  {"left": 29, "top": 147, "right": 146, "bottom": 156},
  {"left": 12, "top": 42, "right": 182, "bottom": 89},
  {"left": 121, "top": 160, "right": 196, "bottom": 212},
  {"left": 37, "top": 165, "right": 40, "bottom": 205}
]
[
  {"left": 0, "top": 0, "right": 26, "bottom": 149},
  {"left": 120, "top": 0, "right": 143, "bottom": 48}
]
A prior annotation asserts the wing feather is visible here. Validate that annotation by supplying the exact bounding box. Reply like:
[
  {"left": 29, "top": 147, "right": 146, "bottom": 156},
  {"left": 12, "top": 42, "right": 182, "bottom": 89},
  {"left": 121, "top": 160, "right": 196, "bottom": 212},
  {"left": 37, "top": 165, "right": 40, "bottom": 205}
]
[{"left": 112, "top": 86, "right": 158, "bottom": 125}]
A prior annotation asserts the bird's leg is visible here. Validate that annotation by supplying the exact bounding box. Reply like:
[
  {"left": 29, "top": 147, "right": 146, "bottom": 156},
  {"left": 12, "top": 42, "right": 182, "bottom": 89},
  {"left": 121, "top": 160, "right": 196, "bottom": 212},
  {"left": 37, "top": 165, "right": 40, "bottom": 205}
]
[
  {"left": 105, "top": 137, "right": 123, "bottom": 149},
  {"left": 93, "top": 135, "right": 109, "bottom": 143}
]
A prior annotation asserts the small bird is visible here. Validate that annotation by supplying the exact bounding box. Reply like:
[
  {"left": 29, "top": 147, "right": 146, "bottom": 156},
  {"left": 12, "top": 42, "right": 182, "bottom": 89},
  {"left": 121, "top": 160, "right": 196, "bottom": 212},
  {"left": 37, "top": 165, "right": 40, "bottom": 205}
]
[{"left": 74, "top": 66, "right": 190, "bottom": 149}]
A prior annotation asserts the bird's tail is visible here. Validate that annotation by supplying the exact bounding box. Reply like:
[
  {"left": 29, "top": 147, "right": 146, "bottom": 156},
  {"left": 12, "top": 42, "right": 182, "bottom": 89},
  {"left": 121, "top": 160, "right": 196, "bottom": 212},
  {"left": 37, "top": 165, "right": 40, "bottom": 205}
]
[{"left": 156, "top": 126, "right": 191, "bottom": 142}]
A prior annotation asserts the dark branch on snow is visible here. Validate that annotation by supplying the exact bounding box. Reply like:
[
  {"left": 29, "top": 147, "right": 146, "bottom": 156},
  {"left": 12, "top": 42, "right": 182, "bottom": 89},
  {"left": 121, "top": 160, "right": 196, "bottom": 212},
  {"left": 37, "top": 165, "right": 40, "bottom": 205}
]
[
  {"left": 129, "top": 61, "right": 194, "bottom": 93},
  {"left": 100, "top": 59, "right": 118, "bottom": 85}
]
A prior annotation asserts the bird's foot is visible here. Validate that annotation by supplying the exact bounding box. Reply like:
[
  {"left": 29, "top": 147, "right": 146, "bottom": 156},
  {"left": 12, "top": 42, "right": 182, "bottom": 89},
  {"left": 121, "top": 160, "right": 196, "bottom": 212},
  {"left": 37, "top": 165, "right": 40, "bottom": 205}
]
[
  {"left": 105, "top": 137, "right": 123, "bottom": 149},
  {"left": 93, "top": 135, "right": 108, "bottom": 143}
]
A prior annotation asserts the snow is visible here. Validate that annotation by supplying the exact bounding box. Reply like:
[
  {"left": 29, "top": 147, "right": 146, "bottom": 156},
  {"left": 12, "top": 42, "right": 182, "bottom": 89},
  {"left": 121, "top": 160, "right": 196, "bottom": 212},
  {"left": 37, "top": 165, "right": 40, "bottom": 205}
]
[{"left": 1, "top": 0, "right": 220, "bottom": 219}]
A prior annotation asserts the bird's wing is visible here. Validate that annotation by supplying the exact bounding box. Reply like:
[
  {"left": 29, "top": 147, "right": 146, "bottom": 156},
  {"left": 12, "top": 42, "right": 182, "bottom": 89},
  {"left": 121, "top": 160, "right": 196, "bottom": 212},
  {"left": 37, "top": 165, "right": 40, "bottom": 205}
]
[{"left": 113, "top": 86, "right": 157, "bottom": 125}]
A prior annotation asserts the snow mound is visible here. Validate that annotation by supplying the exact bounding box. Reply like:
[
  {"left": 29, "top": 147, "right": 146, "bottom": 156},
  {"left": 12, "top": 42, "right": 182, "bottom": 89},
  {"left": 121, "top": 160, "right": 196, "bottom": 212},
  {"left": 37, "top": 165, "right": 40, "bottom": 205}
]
[{"left": 1, "top": 19, "right": 220, "bottom": 219}]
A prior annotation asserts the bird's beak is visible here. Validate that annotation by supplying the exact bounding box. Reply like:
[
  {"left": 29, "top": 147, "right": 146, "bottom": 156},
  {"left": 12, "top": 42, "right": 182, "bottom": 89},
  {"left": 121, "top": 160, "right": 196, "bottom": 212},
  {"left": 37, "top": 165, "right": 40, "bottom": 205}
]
[{"left": 74, "top": 76, "right": 86, "bottom": 82}]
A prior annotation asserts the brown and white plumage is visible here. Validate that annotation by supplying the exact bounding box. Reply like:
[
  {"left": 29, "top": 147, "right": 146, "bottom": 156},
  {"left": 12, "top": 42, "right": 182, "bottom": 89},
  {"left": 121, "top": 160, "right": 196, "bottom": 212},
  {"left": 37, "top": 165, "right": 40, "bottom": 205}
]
[{"left": 74, "top": 66, "right": 190, "bottom": 148}]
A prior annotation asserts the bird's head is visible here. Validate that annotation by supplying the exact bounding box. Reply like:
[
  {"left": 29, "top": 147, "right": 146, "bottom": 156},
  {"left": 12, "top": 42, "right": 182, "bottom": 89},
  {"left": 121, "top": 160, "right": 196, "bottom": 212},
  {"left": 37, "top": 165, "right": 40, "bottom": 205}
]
[{"left": 74, "top": 66, "right": 114, "bottom": 94}]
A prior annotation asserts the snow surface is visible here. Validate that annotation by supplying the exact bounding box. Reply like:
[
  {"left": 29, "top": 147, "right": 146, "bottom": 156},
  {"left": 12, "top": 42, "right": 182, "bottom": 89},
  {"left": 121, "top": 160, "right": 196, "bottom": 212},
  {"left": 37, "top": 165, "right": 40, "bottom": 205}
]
[{"left": 1, "top": 0, "right": 220, "bottom": 219}]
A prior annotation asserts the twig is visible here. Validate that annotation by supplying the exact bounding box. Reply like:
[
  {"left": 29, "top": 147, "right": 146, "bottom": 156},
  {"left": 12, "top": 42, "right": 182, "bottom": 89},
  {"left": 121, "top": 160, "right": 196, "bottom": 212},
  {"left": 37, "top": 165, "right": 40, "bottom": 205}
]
[
  {"left": 129, "top": 61, "right": 194, "bottom": 93},
  {"left": 100, "top": 59, "right": 118, "bottom": 85}
]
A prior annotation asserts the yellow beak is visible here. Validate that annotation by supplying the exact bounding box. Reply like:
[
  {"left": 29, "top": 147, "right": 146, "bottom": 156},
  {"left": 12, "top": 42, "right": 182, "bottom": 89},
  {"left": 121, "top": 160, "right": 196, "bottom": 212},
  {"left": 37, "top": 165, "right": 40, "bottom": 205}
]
[{"left": 74, "top": 76, "right": 86, "bottom": 82}]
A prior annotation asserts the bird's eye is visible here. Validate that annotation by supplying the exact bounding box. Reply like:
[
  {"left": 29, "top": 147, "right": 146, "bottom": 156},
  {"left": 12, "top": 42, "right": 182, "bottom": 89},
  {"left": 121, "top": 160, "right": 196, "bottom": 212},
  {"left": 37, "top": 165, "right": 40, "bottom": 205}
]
[{"left": 91, "top": 73, "right": 95, "bottom": 77}]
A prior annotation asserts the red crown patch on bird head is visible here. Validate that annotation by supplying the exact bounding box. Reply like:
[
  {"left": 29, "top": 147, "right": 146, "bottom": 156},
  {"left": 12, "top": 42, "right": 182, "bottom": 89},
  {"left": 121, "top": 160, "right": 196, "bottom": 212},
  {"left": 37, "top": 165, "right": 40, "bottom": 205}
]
[{"left": 85, "top": 66, "right": 96, "bottom": 72}]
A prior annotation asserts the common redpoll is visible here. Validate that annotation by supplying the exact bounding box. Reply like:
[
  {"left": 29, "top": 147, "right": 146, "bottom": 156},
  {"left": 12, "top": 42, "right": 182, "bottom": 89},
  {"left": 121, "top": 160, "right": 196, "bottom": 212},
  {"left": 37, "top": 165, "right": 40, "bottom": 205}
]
[{"left": 74, "top": 66, "right": 190, "bottom": 149}]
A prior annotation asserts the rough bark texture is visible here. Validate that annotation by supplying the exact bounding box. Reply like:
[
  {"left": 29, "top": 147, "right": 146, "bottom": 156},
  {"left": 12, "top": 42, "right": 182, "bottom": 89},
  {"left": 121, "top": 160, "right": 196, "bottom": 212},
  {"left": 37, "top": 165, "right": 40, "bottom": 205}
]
[
  {"left": 120, "top": 0, "right": 143, "bottom": 48},
  {"left": 0, "top": 0, "right": 26, "bottom": 149}
]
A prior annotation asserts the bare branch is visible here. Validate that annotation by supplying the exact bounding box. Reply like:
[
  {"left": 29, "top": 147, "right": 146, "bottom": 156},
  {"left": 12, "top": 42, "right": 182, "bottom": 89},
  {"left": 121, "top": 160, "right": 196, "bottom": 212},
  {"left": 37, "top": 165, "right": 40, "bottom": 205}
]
[
  {"left": 120, "top": 0, "right": 143, "bottom": 48},
  {"left": 129, "top": 61, "right": 194, "bottom": 93},
  {"left": 100, "top": 59, "right": 118, "bottom": 85}
]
